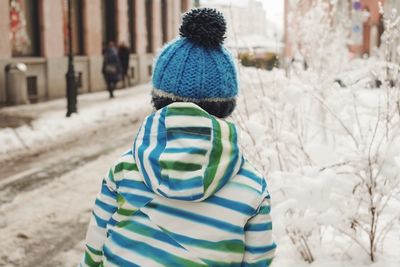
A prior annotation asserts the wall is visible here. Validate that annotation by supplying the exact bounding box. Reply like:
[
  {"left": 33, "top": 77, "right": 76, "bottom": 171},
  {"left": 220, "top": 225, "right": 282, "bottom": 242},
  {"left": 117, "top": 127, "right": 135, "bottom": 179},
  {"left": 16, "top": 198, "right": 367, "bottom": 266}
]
[
  {"left": 0, "top": 0, "right": 192, "bottom": 105},
  {"left": 0, "top": 1, "right": 11, "bottom": 102}
]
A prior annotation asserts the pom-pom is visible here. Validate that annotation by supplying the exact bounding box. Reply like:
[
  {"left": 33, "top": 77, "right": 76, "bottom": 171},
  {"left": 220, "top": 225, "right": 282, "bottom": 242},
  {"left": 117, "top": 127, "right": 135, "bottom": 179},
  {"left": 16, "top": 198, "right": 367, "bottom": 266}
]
[{"left": 179, "top": 8, "right": 226, "bottom": 47}]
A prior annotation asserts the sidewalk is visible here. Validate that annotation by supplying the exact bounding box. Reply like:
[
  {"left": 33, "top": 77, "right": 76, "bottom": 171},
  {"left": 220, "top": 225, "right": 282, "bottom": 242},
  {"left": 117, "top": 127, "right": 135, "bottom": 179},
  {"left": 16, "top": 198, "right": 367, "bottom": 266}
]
[{"left": 0, "top": 84, "right": 152, "bottom": 158}]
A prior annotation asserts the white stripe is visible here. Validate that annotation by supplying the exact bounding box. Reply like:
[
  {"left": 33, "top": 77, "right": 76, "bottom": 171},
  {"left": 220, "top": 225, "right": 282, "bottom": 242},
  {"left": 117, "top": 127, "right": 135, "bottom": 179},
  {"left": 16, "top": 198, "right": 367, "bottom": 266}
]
[
  {"left": 92, "top": 206, "right": 112, "bottom": 222},
  {"left": 160, "top": 151, "right": 207, "bottom": 166},
  {"left": 160, "top": 169, "right": 205, "bottom": 180},
  {"left": 114, "top": 171, "right": 142, "bottom": 182},
  {"left": 118, "top": 153, "right": 135, "bottom": 163},
  {"left": 134, "top": 116, "right": 147, "bottom": 181},
  {"left": 85, "top": 223, "right": 107, "bottom": 247},
  {"left": 110, "top": 212, "right": 131, "bottom": 224},
  {"left": 98, "top": 193, "right": 117, "bottom": 207},
  {"left": 165, "top": 137, "right": 211, "bottom": 149},
  {"left": 165, "top": 115, "right": 212, "bottom": 128},
  {"left": 245, "top": 230, "right": 273, "bottom": 246}
]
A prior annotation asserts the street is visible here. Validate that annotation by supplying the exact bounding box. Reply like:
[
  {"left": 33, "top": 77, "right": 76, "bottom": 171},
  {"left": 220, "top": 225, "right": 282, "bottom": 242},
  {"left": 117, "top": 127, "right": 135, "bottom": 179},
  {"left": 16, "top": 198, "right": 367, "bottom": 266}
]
[{"left": 0, "top": 86, "right": 151, "bottom": 267}]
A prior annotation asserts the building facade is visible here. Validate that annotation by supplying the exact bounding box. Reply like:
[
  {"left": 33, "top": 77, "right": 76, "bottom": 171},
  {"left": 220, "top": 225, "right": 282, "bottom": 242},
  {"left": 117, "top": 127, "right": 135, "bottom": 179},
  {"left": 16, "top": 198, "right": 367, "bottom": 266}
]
[
  {"left": 284, "top": 0, "right": 385, "bottom": 63},
  {"left": 349, "top": 0, "right": 385, "bottom": 56},
  {"left": 0, "top": 0, "right": 192, "bottom": 104}
]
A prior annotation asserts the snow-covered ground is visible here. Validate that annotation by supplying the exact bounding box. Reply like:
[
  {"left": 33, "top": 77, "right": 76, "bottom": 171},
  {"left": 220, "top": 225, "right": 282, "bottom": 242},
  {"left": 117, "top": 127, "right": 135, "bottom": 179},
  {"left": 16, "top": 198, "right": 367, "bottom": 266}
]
[
  {"left": 0, "top": 147, "right": 123, "bottom": 267},
  {"left": 234, "top": 66, "right": 400, "bottom": 267},
  {"left": 0, "top": 84, "right": 152, "bottom": 161},
  {"left": 0, "top": 85, "right": 152, "bottom": 266},
  {"left": 1, "top": 64, "right": 400, "bottom": 266}
]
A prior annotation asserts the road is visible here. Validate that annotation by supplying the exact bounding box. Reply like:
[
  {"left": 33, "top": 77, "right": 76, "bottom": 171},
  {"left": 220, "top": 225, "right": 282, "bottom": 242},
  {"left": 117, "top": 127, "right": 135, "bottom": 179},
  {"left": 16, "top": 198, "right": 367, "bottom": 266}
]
[{"left": 0, "top": 109, "right": 145, "bottom": 267}]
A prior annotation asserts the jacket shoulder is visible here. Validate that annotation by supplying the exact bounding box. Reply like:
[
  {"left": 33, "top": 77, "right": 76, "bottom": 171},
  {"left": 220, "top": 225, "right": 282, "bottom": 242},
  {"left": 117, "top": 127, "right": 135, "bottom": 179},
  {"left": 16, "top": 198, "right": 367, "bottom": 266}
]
[
  {"left": 229, "top": 160, "right": 268, "bottom": 211},
  {"left": 235, "top": 160, "right": 267, "bottom": 193},
  {"left": 109, "top": 149, "right": 141, "bottom": 185}
]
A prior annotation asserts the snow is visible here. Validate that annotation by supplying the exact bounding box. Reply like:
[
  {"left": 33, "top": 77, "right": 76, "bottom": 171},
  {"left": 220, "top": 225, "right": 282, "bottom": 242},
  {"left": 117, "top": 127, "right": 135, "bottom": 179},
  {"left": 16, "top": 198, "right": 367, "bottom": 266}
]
[
  {"left": 1, "top": 2, "right": 400, "bottom": 264},
  {"left": 0, "top": 84, "right": 152, "bottom": 160},
  {"left": 0, "top": 147, "right": 123, "bottom": 266},
  {"left": 0, "top": 84, "right": 153, "bottom": 266},
  {"left": 234, "top": 66, "right": 400, "bottom": 267},
  {"left": 0, "top": 70, "right": 399, "bottom": 266}
]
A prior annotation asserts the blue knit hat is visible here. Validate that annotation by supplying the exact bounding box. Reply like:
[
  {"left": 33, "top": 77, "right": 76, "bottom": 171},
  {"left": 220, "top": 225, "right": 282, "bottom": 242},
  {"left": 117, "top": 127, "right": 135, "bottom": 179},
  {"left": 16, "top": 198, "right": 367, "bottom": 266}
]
[{"left": 151, "top": 8, "right": 238, "bottom": 117}]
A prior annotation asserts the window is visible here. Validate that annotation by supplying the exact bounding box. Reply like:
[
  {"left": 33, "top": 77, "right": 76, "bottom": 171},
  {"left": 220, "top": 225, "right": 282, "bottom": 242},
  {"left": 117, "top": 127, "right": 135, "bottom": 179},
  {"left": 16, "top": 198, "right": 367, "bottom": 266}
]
[
  {"left": 27, "top": 76, "right": 38, "bottom": 102},
  {"left": 128, "top": 0, "right": 136, "bottom": 53},
  {"left": 161, "top": 0, "right": 168, "bottom": 44},
  {"left": 181, "top": 0, "right": 188, "bottom": 12},
  {"left": 362, "top": 6, "right": 371, "bottom": 55},
  {"left": 145, "top": 0, "right": 153, "bottom": 53},
  {"left": 377, "top": 15, "right": 384, "bottom": 48},
  {"left": 63, "top": 0, "right": 84, "bottom": 55},
  {"left": 102, "top": 0, "right": 117, "bottom": 45},
  {"left": 10, "top": 0, "right": 40, "bottom": 57}
]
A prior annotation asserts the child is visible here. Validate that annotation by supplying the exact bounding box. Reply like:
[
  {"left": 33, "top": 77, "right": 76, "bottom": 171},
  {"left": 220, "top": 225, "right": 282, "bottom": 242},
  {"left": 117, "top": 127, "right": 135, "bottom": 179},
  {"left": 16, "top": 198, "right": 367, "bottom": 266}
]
[{"left": 81, "top": 8, "right": 276, "bottom": 267}]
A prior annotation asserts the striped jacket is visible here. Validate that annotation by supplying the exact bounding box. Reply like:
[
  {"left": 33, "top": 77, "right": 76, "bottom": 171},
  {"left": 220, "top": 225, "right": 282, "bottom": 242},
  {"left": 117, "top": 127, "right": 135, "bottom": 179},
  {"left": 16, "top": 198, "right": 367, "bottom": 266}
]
[{"left": 81, "top": 102, "right": 276, "bottom": 266}]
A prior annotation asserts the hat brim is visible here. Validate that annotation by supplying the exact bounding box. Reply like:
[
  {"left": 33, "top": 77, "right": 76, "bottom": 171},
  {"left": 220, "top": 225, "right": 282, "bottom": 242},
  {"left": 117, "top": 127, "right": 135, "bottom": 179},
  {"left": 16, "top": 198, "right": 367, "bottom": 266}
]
[{"left": 152, "top": 90, "right": 236, "bottom": 118}]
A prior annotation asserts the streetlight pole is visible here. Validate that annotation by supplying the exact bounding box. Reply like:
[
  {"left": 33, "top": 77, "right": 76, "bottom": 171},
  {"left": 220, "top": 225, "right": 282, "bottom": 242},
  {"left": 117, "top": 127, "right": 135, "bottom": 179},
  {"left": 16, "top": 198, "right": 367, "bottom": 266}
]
[{"left": 66, "top": 0, "right": 77, "bottom": 117}]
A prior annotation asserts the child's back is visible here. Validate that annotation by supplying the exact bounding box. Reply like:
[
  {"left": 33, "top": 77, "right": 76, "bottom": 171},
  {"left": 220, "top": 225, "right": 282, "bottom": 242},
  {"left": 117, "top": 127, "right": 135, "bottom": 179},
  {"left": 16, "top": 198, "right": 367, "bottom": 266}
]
[{"left": 81, "top": 8, "right": 275, "bottom": 267}]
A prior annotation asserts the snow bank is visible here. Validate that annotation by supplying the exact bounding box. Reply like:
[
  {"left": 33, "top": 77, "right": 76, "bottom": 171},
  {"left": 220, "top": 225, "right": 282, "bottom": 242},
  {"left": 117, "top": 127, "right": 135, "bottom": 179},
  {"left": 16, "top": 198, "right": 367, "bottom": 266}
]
[{"left": 234, "top": 66, "right": 400, "bottom": 266}]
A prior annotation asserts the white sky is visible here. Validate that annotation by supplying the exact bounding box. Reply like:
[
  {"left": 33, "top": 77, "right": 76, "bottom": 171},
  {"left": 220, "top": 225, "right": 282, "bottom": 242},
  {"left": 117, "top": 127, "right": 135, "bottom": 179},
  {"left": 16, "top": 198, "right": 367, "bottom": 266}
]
[
  {"left": 200, "top": 0, "right": 284, "bottom": 32},
  {"left": 259, "top": 0, "right": 284, "bottom": 30}
]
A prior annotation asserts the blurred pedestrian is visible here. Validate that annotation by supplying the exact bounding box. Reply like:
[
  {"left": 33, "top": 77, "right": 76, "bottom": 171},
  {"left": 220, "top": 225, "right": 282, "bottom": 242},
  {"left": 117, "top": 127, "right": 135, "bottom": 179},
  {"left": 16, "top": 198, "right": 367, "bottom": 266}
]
[
  {"left": 118, "top": 42, "right": 131, "bottom": 88},
  {"left": 102, "top": 41, "right": 122, "bottom": 98},
  {"left": 81, "top": 8, "right": 275, "bottom": 267}
]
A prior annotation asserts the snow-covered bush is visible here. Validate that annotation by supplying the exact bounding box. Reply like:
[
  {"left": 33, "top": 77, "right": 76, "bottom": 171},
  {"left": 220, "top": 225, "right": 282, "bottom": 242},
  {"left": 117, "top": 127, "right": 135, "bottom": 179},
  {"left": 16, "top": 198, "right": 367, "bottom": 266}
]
[
  {"left": 235, "top": 68, "right": 400, "bottom": 266},
  {"left": 380, "top": 3, "right": 400, "bottom": 87},
  {"left": 232, "top": 1, "right": 400, "bottom": 266},
  {"left": 287, "top": 0, "right": 350, "bottom": 77}
]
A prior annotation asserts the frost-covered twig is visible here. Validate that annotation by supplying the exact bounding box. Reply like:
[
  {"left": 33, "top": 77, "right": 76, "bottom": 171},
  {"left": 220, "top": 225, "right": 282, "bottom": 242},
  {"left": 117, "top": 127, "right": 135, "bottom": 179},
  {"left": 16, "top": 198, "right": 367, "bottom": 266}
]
[{"left": 310, "top": 91, "right": 359, "bottom": 148}]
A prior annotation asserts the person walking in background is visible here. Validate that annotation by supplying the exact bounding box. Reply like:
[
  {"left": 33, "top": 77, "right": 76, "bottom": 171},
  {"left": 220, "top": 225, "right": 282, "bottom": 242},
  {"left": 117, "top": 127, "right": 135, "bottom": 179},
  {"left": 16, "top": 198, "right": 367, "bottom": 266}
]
[
  {"left": 102, "top": 41, "right": 122, "bottom": 98},
  {"left": 81, "top": 8, "right": 275, "bottom": 266},
  {"left": 118, "top": 42, "right": 131, "bottom": 88}
]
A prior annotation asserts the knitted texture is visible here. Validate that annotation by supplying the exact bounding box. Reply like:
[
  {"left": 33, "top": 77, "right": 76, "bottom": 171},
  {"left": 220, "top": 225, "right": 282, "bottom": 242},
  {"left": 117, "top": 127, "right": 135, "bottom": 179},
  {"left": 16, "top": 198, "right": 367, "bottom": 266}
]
[
  {"left": 179, "top": 8, "right": 227, "bottom": 47},
  {"left": 152, "top": 8, "right": 238, "bottom": 102},
  {"left": 80, "top": 103, "right": 276, "bottom": 266}
]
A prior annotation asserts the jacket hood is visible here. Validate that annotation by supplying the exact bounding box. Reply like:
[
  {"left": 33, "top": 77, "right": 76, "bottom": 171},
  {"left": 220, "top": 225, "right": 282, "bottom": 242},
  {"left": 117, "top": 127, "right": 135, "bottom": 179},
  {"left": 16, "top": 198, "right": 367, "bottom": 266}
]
[{"left": 133, "top": 102, "right": 242, "bottom": 201}]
